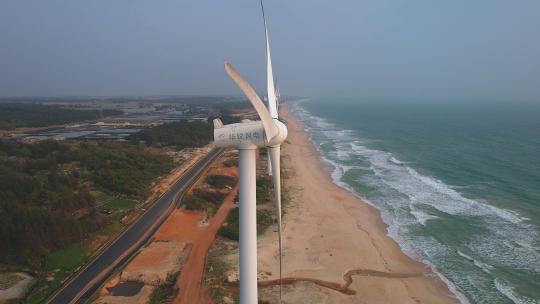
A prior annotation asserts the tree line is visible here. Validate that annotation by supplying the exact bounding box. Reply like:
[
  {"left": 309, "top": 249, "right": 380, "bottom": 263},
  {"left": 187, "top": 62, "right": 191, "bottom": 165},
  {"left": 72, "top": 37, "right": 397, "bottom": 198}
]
[
  {"left": 129, "top": 120, "right": 214, "bottom": 149},
  {"left": 0, "top": 139, "right": 172, "bottom": 265},
  {"left": 0, "top": 103, "right": 122, "bottom": 129}
]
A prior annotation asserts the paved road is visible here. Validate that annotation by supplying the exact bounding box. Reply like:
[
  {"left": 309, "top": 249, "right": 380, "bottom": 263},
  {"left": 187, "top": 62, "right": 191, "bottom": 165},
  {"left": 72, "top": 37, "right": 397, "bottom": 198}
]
[{"left": 47, "top": 148, "right": 223, "bottom": 304}]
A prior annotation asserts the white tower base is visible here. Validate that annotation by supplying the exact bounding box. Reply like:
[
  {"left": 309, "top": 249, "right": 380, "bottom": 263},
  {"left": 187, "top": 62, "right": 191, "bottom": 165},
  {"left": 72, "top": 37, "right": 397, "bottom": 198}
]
[{"left": 239, "top": 145, "right": 258, "bottom": 303}]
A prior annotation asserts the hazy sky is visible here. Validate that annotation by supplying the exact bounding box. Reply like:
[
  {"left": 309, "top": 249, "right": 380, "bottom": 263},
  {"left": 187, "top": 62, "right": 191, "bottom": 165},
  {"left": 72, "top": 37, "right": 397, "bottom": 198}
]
[{"left": 1, "top": 0, "right": 539, "bottom": 101}]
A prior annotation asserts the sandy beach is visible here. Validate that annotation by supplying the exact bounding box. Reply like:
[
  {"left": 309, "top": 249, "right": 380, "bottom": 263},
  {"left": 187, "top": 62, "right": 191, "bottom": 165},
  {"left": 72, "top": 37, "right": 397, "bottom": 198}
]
[{"left": 256, "top": 105, "right": 460, "bottom": 303}]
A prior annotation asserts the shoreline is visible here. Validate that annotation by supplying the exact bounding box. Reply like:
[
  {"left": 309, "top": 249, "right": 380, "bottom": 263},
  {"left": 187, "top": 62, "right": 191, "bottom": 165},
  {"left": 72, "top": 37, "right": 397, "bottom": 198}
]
[{"left": 256, "top": 104, "right": 461, "bottom": 303}]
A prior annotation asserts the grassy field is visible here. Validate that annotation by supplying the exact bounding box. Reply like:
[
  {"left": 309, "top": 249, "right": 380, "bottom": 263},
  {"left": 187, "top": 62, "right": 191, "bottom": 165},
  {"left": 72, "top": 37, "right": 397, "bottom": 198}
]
[
  {"left": 48, "top": 244, "right": 86, "bottom": 271},
  {"left": 93, "top": 191, "right": 139, "bottom": 210},
  {"left": 26, "top": 244, "right": 87, "bottom": 304}
]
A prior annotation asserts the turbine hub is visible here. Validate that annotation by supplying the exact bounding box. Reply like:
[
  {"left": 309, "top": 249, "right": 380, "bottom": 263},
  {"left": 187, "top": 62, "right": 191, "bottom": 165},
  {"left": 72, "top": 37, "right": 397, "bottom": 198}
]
[{"left": 267, "top": 119, "right": 288, "bottom": 147}]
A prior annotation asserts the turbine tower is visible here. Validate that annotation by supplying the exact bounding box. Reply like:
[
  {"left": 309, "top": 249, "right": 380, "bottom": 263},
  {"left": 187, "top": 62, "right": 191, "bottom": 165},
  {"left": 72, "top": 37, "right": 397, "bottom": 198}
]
[{"left": 213, "top": 3, "right": 286, "bottom": 302}]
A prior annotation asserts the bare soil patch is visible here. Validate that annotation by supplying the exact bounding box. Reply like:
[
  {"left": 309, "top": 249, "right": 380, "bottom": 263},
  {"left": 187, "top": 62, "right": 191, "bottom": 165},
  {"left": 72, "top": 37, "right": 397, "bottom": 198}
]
[
  {"left": 0, "top": 272, "right": 34, "bottom": 302},
  {"left": 121, "top": 241, "right": 189, "bottom": 285}
]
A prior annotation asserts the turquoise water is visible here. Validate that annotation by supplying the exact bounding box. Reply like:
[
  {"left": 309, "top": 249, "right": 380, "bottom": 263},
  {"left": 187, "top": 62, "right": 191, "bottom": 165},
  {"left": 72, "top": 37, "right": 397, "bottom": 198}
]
[{"left": 290, "top": 99, "right": 540, "bottom": 304}]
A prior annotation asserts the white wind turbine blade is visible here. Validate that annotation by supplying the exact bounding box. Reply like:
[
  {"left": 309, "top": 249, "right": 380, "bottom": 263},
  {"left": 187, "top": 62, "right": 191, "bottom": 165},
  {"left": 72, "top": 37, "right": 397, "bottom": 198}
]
[
  {"left": 224, "top": 62, "right": 278, "bottom": 141},
  {"left": 261, "top": 0, "right": 278, "bottom": 119},
  {"left": 268, "top": 145, "right": 283, "bottom": 300},
  {"left": 276, "top": 82, "right": 281, "bottom": 103},
  {"left": 267, "top": 150, "right": 273, "bottom": 176},
  {"left": 261, "top": 0, "right": 277, "bottom": 177},
  {"left": 261, "top": 1, "right": 283, "bottom": 300}
]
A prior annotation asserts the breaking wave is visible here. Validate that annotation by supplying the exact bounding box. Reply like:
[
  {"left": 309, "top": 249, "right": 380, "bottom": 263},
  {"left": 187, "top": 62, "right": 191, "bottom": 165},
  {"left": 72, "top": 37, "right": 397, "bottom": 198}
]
[{"left": 289, "top": 101, "right": 539, "bottom": 304}]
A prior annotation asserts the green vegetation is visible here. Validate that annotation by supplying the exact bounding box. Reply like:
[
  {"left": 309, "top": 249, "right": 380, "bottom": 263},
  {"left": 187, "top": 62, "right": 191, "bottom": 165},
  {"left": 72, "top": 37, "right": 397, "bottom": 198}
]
[
  {"left": 78, "top": 142, "right": 172, "bottom": 196},
  {"left": 218, "top": 171, "right": 275, "bottom": 241},
  {"left": 182, "top": 171, "right": 236, "bottom": 217},
  {"left": 181, "top": 189, "right": 227, "bottom": 216},
  {"left": 222, "top": 158, "right": 238, "bottom": 167},
  {"left": 211, "top": 100, "right": 250, "bottom": 115},
  {"left": 205, "top": 174, "right": 235, "bottom": 189},
  {"left": 219, "top": 208, "right": 239, "bottom": 241},
  {"left": 48, "top": 243, "right": 86, "bottom": 271},
  {"left": 93, "top": 191, "right": 138, "bottom": 210},
  {"left": 149, "top": 273, "right": 178, "bottom": 304},
  {"left": 0, "top": 103, "right": 122, "bottom": 130},
  {"left": 26, "top": 243, "right": 87, "bottom": 304},
  {"left": 256, "top": 176, "right": 273, "bottom": 205},
  {"left": 0, "top": 139, "right": 173, "bottom": 266},
  {"left": 219, "top": 208, "right": 273, "bottom": 242},
  {"left": 130, "top": 120, "right": 213, "bottom": 149},
  {"left": 205, "top": 243, "right": 239, "bottom": 303},
  {"left": 257, "top": 209, "right": 274, "bottom": 235}
]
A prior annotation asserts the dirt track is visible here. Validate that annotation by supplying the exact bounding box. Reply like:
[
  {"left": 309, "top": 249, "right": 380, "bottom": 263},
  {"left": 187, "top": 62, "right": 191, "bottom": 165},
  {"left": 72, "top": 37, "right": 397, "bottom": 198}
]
[{"left": 174, "top": 184, "right": 238, "bottom": 304}]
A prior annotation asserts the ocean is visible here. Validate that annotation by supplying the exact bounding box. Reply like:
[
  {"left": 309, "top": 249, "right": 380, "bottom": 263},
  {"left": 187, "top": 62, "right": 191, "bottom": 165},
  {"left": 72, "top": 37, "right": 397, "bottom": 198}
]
[{"left": 289, "top": 98, "right": 540, "bottom": 304}]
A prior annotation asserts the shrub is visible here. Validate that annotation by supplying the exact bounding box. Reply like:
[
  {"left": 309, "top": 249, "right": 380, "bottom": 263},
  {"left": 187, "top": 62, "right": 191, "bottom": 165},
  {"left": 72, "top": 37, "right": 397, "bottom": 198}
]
[
  {"left": 256, "top": 176, "right": 273, "bottom": 205},
  {"left": 257, "top": 209, "right": 274, "bottom": 235},
  {"left": 182, "top": 189, "right": 227, "bottom": 215},
  {"left": 149, "top": 273, "right": 178, "bottom": 304},
  {"left": 219, "top": 208, "right": 239, "bottom": 241},
  {"left": 205, "top": 174, "right": 235, "bottom": 188},
  {"left": 222, "top": 158, "right": 238, "bottom": 168}
]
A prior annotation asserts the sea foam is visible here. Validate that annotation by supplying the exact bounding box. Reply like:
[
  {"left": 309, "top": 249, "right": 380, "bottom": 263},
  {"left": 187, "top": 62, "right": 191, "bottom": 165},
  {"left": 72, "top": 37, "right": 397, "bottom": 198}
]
[
  {"left": 289, "top": 100, "right": 539, "bottom": 304},
  {"left": 494, "top": 279, "right": 539, "bottom": 304}
]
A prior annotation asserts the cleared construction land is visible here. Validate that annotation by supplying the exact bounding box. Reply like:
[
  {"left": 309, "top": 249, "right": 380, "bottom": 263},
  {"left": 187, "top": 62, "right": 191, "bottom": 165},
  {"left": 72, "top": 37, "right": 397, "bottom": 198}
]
[{"left": 94, "top": 150, "right": 239, "bottom": 304}]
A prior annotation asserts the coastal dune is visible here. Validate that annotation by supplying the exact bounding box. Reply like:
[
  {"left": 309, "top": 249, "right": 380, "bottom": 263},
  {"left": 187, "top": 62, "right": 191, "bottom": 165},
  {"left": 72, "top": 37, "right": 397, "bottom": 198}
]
[{"left": 256, "top": 105, "right": 460, "bottom": 303}]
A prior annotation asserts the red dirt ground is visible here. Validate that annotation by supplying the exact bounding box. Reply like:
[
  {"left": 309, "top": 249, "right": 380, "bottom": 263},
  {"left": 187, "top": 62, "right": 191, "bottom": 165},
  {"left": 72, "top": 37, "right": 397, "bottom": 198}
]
[
  {"left": 97, "top": 159, "right": 238, "bottom": 304},
  {"left": 154, "top": 210, "right": 205, "bottom": 242},
  {"left": 210, "top": 167, "right": 237, "bottom": 178},
  {"left": 174, "top": 183, "right": 238, "bottom": 304},
  {"left": 120, "top": 241, "right": 188, "bottom": 285}
]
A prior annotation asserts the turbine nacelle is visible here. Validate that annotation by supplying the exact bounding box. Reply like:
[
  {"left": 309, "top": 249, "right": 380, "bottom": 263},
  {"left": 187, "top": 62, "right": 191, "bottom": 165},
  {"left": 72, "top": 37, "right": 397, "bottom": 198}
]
[
  {"left": 213, "top": 120, "right": 265, "bottom": 148},
  {"left": 213, "top": 119, "right": 287, "bottom": 149}
]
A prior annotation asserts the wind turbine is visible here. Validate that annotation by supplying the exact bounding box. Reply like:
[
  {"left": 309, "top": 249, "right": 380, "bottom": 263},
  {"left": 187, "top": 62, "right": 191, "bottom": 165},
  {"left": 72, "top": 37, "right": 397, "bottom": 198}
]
[{"left": 213, "top": 2, "right": 286, "bottom": 302}]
